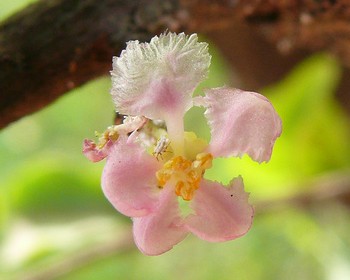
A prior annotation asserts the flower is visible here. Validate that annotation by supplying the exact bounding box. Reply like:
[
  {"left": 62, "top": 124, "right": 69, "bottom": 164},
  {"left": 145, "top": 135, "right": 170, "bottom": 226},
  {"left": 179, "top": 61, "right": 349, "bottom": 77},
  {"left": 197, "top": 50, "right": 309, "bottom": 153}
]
[{"left": 83, "top": 32, "right": 282, "bottom": 255}]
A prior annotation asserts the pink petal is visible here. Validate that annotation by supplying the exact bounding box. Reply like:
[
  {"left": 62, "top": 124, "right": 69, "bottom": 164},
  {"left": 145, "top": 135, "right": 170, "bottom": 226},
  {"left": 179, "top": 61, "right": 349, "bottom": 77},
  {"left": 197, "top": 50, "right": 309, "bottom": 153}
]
[
  {"left": 82, "top": 139, "right": 111, "bottom": 162},
  {"left": 101, "top": 136, "right": 162, "bottom": 217},
  {"left": 185, "top": 177, "right": 253, "bottom": 242},
  {"left": 133, "top": 186, "right": 188, "bottom": 256},
  {"left": 119, "top": 77, "right": 191, "bottom": 126},
  {"left": 203, "top": 87, "right": 282, "bottom": 163},
  {"left": 110, "top": 32, "right": 210, "bottom": 121},
  {"left": 83, "top": 116, "right": 147, "bottom": 162}
]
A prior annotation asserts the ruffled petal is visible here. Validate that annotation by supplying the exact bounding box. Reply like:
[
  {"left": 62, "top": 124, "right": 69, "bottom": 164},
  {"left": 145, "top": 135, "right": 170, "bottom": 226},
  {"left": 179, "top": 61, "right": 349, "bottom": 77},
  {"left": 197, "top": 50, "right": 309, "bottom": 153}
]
[
  {"left": 101, "top": 136, "right": 162, "bottom": 217},
  {"left": 185, "top": 177, "right": 253, "bottom": 242},
  {"left": 110, "top": 32, "right": 211, "bottom": 121},
  {"left": 202, "top": 87, "right": 282, "bottom": 163},
  {"left": 133, "top": 186, "right": 188, "bottom": 256}
]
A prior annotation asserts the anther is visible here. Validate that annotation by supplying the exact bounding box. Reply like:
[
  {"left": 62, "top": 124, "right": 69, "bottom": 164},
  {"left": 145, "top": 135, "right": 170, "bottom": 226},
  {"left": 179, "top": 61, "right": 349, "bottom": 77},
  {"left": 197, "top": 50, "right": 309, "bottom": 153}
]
[{"left": 155, "top": 153, "right": 213, "bottom": 201}]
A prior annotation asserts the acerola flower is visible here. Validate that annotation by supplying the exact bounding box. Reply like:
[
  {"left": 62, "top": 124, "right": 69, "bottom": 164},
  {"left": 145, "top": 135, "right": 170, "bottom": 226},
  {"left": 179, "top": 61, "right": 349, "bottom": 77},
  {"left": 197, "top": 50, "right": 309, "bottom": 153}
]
[{"left": 83, "top": 32, "right": 282, "bottom": 255}]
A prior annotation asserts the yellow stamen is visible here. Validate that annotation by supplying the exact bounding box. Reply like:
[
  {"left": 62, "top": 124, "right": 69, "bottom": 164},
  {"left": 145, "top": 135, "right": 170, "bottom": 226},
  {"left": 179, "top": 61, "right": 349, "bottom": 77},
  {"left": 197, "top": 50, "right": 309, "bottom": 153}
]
[
  {"left": 155, "top": 153, "right": 213, "bottom": 201},
  {"left": 96, "top": 127, "right": 120, "bottom": 149}
]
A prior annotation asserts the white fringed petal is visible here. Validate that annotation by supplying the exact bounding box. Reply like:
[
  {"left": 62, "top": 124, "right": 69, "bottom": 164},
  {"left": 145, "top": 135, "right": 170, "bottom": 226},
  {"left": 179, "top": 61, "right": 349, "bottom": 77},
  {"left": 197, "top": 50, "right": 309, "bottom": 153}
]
[
  {"left": 110, "top": 32, "right": 211, "bottom": 120},
  {"left": 203, "top": 87, "right": 282, "bottom": 163}
]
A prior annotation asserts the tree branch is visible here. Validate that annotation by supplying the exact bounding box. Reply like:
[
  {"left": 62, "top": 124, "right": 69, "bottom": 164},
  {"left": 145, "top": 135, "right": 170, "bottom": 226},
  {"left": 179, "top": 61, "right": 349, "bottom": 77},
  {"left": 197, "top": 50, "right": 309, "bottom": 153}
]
[
  {"left": 20, "top": 229, "right": 134, "bottom": 280},
  {"left": 256, "top": 169, "right": 350, "bottom": 213},
  {"left": 0, "top": 0, "right": 184, "bottom": 129},
  {"left": 2, "top": 0, "right": 350, "bottom": 129}
]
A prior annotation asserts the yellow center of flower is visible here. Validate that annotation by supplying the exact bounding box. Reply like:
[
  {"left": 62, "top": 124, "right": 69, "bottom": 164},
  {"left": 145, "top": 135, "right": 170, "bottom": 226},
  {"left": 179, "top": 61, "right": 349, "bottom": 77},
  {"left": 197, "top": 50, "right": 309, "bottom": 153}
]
[{"left": 156, "top": 153, "right": 213, "bottom": 201}]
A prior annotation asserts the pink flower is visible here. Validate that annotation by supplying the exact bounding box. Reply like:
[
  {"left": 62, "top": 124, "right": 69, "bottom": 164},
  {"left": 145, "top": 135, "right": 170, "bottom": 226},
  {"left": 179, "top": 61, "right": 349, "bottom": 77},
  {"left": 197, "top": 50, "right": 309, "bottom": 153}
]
[{"left": 83, "top": 32, "right": 282, "bottom": 255}]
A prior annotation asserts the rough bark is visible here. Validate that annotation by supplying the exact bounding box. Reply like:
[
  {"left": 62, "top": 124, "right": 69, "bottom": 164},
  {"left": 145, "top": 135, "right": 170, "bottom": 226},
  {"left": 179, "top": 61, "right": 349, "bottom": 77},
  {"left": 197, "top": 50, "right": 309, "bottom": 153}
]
[
  {"left": 2, "top": 0, "right": 350, "bottom": 129},
  {"left": 0, "top": 0, "right": 184, "bottom": 128},
  {"left": 186, "top": 0, "right": 350, "bottom": 109}
]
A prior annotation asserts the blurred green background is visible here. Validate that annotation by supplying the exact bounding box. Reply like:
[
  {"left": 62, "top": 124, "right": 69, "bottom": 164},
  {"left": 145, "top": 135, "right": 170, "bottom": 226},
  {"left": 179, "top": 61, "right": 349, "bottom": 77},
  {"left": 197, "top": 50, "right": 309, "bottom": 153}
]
[{"left": 1, "top": 1, "right": 350, "bottom": 280}]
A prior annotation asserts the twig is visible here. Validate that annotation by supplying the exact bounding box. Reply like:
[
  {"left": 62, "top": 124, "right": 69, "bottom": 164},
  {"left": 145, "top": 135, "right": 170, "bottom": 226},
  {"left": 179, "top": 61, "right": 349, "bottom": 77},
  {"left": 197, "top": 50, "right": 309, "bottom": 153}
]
[
  {"left": 0, "top": 0, "right": 183, "bottom": 129},
  {"left": 3, "top": 0, "right": 350, "bottom": 129},
  {"left": 10, "top": 169, "right": 350, "bottom": 280},
  {"left": 17, "top": 228, "right": 135, "bottom": 280},
  {"left": 255, "top": 169, "right": 350, "bottom": 213}
]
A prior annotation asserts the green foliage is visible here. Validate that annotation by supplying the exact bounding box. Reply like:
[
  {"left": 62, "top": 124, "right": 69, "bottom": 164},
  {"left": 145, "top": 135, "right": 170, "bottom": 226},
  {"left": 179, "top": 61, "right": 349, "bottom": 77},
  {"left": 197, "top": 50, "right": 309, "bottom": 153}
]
[
  {"left": 0, "top": 78, "right": 115, "bottom": 227},
  {"left": 9, "top": 158, "right": 113, "bottom": 221}
]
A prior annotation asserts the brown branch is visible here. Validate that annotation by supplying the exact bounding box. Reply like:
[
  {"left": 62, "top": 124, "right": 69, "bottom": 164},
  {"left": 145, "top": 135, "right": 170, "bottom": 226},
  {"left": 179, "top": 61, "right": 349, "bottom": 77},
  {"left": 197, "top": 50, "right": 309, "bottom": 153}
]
[
  {"left": 2, "top": 0, "right": 350, "bottom": 129},
  {"left": 0, "top": 0, "right": 185, "bottom": 129},
  {"left": 186, "top": 0, "right": 350, "bottom": 112}
]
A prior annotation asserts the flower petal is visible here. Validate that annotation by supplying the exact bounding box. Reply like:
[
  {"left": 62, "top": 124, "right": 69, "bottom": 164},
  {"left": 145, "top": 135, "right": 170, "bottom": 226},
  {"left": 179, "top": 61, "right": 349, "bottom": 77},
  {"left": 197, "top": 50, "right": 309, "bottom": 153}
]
[
  {"left": 110, "top": 32, "right": 211, "bottom": 121},
  {"left": 133, "top": 186, "right": 188, "bottom": 256},
  {"left": 202, "top": 87, "right": 282, "bottom": 163},
  {"left": 83, "top": 116, "right": 147, "bottom": 162},
  {"left": 82, "top": 139, "right": 112, "bottom": 162},
  {"left": 101, "top": 136, "right": 162, "bottom": 217},
  {"left": 114, "top": 115, "right": 147, "bottom": 134},
  {"left": 185, "top": 177, "right": 253, "bottom": 242}
]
